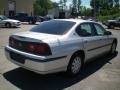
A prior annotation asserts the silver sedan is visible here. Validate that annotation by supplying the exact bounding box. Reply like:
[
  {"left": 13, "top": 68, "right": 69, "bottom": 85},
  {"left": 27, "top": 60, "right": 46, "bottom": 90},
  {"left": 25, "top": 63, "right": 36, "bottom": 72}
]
[
  {"left": 0, "top": 15, "right": 21, "bottom": 28},
  {"left": 5, "top": 19, "right": 117, "bottom": 76}
]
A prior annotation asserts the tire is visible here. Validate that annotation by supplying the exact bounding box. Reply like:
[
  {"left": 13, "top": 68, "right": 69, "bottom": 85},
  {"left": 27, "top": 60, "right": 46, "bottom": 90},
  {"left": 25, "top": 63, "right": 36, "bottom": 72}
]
[
  {"left": 110, "top": 42, "right": 117, "bottom": 54},
  {"left": 29, "top": 21, "right": 36, "bottom": 24},
  {"left": 67, "top": 53, "right": 83, "bottom": 76},
  {"left": 32, "top": 21, "right": 36, "bottom": 24},
  {"left": 109, "top": 25, "right": 114, "bottom": 29},
  {"left": 29, "top": 21, "right": 32, "bottom": 24},
  {"left": 5, "top": 23, "right": 11, "bottom": 28},
  {"left": 39, "top": 19, "right": 42, "bottom": 22}
]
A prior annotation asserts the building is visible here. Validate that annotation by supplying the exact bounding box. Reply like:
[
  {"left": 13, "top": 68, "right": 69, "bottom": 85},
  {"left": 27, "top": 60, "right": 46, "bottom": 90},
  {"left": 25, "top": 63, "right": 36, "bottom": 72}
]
[
  {"left": 0, "top": 0, "right": 34, "bottom": 16},
  {"left": 48, "top": 7, "right": 71, "bottom": 19},
  {"left": 47, "top": 7, "right": 59, "bottom": 18}
]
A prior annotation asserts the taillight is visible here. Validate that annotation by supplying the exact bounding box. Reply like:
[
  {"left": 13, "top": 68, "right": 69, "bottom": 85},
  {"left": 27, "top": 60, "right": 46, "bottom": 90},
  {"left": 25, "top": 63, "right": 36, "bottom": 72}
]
[
  {"left": 28, "top": 43, "right": 52, "bottom": 56},
  {"left": 28, "top": 44, "right": 36, "bottom": 52},
  {"left": 9, "top": 37, "right": 52, "bottom": 56}
]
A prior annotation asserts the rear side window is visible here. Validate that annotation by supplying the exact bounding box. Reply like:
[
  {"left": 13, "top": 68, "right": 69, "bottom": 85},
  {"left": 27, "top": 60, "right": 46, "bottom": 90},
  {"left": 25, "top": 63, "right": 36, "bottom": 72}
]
[
  {"left": 81, "top": 24, "right": 92, "bottom": 34},
  {"left": 30, "top": 20, "right": 75, "bottom": 35},
  {"left": 94, "top": 24, "right": 106, "bottom": 35},
  {"left": 76, "top": 23, "right": 93, "bottom": 37}
]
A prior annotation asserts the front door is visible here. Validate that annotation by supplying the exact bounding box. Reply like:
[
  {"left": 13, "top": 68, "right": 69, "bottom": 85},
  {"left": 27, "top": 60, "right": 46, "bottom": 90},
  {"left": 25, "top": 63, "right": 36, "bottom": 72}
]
[{"left": 93, "top": 23, "right": 112, "bottom": 54}]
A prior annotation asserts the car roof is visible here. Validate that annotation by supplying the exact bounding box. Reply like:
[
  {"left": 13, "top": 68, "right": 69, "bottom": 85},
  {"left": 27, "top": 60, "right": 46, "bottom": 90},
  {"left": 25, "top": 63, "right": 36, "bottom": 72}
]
[{"left": 53, "top": 19, "right": 94, "bottom": 24}]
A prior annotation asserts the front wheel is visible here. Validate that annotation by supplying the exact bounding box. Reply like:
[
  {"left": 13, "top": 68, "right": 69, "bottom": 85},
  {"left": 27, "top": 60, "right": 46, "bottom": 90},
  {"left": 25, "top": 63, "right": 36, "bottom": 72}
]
[
  {"left": 32, "top": 21, "right": 36, "bottom": 24},
  {"left": 5, "top": 23, "right": 11, "bottom": 28},
  {"left": 67, "top": 54, "right": 82, "bottom": 76},
  {"left": 29, "top": 21, "right": 36, "bottom": 24},
  {"left": 110, "top": 42, "right": 117, "bottom": 54}
]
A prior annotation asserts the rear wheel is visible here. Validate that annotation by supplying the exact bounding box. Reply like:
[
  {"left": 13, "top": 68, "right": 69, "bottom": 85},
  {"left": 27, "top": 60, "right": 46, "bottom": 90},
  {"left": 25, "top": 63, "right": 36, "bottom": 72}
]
[
  {"left": 5, "top": 23, "right": 11, "bottom": 28},
  {"left": 67, "top": 53, "right": 83, "bottom": 76}
]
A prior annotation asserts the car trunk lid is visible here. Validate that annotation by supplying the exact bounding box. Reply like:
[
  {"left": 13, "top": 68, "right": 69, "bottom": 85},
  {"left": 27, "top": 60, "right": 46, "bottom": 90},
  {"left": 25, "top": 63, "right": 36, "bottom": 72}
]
[
  {"left": 12, "top": 31, "right": 59, "bottom": 42},
  {"left": 9, "top": 31, "right": 61, "bottom": 56}
]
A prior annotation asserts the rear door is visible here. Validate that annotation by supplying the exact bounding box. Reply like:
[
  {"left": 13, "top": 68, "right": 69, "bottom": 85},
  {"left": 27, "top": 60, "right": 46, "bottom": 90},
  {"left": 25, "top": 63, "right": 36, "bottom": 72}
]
[{"left": 76, "top": 23, "right": 102, "bottom": 60}]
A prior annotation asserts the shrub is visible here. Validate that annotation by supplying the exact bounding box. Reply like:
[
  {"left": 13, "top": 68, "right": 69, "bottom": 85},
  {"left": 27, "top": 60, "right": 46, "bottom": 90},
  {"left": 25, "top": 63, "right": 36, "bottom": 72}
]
[{"left": 97, "top": 12, "right": 120, "bottom": 22}]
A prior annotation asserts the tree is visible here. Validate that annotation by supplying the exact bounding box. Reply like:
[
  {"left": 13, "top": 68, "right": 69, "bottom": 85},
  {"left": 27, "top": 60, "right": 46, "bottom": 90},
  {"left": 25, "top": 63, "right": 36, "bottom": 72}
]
[
  {"left": 90, "top": 0, "right": 116, "bottom": 16},
  {"left": 77, "top": 0, "right": 81, "bottom": 13},
  {"left": 63, "top": 0, "right": 67, "bottom": 7},
  {"left": 114, "top": 0, "right": 119, "bottom": 7},
  {"left": 72, "top": 0, "right": 77, "bottom": 11},
  {"left": 59, "top": 0, "right": 67, "bottom": 10},
  {"left": 34, "top": 0, "right": 53, "bottom": 16},
  {"left": 71, "top": 0, "right": 81, "bottom": 16},
  {"left": 80, "top": 6, "right": 92, "bottom": 16},
  {"left": 53, "top": 2, "right": 59, "bottom": 8},
  {"left": 90, "top": 0, "right": 102, "bottom": 11},
  {"left": 108, "top": 0, "right": 114, "bottom": 8}
]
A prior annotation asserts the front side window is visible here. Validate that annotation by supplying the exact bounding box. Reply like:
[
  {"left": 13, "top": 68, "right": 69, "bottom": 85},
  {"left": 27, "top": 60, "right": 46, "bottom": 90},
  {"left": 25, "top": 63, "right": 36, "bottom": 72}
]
[
  {"left": 94, "top": 24, "right": 106, "bottom": 36},
  {"left": 76, "top": 23, "right": 93, "bottom": 37},
  {"left": 30, "top": 20, "right": 76, "bottom": 35}
]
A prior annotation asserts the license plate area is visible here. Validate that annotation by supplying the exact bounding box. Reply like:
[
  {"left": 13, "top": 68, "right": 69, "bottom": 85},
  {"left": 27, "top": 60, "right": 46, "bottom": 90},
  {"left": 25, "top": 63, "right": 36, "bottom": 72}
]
[{"left": 10, "top": 52, "right": 25, "bottom": 64}]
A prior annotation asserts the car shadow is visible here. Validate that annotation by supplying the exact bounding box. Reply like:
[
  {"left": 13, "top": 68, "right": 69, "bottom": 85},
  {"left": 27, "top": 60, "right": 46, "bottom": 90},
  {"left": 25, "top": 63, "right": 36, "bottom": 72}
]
[
  {"left": 3, "top": 52, "right": 118, "bottom": 90},
  {"left": 22, "top": 22, "right": 40, "bottom": 25},
  {"left": 0, "top": 26, "right": 21, "bottom": 29}
]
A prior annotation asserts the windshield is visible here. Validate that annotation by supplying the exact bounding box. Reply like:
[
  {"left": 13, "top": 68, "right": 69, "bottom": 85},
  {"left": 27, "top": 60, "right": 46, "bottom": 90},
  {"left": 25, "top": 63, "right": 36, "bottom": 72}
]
[
  {"left": 30, "top": 20, "right": 76, "bottom": 35},
  {"left": 0, "top": 16, "right": 8, "bottom": 20}
]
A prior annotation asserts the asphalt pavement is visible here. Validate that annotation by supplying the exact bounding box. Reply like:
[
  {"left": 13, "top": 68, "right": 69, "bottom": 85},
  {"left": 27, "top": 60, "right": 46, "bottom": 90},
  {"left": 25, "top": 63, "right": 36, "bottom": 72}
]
[{"left": 0, "top": 24, "right": 120, "bottom": 90}]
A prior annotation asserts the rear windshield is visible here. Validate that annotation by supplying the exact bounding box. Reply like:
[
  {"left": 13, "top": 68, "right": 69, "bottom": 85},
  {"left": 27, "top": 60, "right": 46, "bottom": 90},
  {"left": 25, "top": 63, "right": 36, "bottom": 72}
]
[{"left": 30, "top": 20, "right": 75, "bottom": 35}]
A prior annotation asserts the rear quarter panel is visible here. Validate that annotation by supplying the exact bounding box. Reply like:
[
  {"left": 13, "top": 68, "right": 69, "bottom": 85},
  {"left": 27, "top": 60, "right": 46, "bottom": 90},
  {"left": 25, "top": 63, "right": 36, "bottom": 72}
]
[{"left": 41, "top": 34, "right": 85, "bottom": 67}]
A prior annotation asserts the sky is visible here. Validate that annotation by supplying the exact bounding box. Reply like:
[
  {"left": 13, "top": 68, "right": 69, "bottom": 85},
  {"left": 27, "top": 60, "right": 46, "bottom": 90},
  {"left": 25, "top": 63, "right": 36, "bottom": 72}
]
[
  {"left": 51, "top": 0, "right": 91, "bottom": 8},
  {"left": 81, "top": 0, "right": 91, "bottom": 8}
]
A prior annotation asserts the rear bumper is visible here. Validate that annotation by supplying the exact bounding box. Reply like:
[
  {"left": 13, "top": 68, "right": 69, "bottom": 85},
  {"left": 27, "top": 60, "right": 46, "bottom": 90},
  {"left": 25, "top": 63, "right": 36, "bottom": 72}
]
[{"left": 5, "top": 46, "right": 68, "bottom": 74}]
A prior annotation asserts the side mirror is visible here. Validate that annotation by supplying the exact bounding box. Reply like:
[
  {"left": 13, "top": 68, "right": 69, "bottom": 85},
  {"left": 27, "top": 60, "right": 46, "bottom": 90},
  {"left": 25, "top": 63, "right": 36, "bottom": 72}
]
[{"left": 104, "top": 31, "right": 112, "bottom": 35}]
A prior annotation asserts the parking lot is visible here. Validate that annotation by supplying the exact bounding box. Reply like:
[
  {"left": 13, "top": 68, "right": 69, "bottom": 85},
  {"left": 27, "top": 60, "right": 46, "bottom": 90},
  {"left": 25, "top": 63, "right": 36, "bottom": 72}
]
[{"left": 0, "top": 24, "right": 120, "bottom": 90}]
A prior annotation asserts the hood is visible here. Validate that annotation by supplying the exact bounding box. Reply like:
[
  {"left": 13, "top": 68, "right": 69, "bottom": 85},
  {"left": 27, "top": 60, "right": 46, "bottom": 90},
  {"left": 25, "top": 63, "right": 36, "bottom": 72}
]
[
  {"left": 12, "top": 31, "right": 60, "bottom": 42},
  {"left": 3, "top": 19, "right": 20, "bottom": 22}
]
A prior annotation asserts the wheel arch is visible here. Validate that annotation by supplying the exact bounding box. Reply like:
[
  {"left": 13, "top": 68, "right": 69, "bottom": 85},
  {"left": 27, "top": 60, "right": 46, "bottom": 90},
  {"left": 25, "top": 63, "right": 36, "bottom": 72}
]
[
  {"left": 5, "top": 22, "right": 11, "bottom": 24},
  {"left": 5, "top": 22, "right": 11, "bottom": 27},
  {"left": 70, "top": 50, "right": 85, "bottom": 64},
  {"left": 5, "top": 22, "right": 11, "bottom": 25},
  {"left": 66, "top": 50, "right": 86, "bottom": 76}
]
